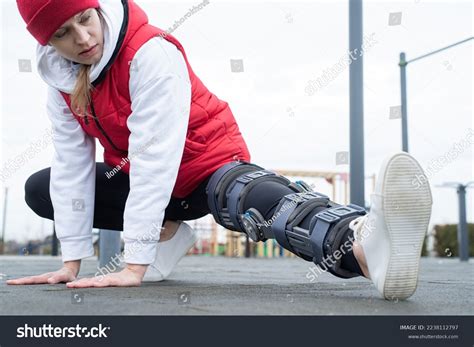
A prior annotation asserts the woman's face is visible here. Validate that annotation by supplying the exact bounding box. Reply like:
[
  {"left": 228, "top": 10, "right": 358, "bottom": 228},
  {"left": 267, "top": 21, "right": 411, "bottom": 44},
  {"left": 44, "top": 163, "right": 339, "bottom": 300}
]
[{"left": 48, "top": 8, "right": 104, "bottom": 65}]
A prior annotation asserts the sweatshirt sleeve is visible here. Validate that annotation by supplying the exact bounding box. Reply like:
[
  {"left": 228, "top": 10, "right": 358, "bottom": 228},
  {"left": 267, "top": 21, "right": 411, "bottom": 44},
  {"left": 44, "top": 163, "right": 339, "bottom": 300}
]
[
  {"left": 46, "top": 86, "right": 97, "bottom": 262},
  {"left": 123, "top": 37, "right": 191, "bottom": 264}
]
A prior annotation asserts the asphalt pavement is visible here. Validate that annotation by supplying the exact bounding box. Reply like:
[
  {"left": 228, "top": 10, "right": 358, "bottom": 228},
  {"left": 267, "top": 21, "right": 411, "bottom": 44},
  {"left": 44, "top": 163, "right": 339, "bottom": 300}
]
[{"left": 0, "top": 255, "right": 472, "bottom": 315}]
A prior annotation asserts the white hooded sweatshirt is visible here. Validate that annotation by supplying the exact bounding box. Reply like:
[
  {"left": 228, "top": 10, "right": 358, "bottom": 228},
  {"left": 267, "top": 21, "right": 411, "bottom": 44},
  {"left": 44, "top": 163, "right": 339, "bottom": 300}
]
[{"left": 37, "top": 0, "right": 192, "bottom": 264}]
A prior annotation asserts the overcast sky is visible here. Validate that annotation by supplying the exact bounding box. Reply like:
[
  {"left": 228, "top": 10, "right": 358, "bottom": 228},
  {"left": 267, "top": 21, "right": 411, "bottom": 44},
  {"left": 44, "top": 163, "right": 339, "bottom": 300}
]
[{"left": 1, "top": 0, "right": 472, "bottom": 242}]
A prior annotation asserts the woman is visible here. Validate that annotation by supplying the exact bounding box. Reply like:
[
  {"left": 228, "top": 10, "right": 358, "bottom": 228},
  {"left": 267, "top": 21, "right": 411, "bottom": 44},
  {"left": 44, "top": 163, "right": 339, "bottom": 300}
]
[{"left": 8, "top": 0, "right": 433, "bottom": 300}]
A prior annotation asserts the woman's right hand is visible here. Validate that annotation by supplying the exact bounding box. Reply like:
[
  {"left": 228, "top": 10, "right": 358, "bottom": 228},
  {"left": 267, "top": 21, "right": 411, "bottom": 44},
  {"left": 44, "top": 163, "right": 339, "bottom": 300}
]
[{"left": 6, "top": 260, "right": 81, "bottom": 285}]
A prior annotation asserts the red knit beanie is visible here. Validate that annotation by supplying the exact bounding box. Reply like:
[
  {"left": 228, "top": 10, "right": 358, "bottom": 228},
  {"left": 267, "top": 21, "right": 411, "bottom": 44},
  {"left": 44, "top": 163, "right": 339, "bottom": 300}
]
[{"left": 17, "top": 0, "right": 100, "bottom": 46}]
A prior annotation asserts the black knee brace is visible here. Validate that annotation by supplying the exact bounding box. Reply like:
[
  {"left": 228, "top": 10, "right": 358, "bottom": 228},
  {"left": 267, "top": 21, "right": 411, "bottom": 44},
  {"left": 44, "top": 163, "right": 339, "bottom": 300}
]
[
  {"left": 206, "top": 161, "right": 307, "bottom": 241},
  {"left": 271, "top": 192, "right": 366, "bottom": 278},
  {"left": 206, "top": 161, "right": 367, "bottom": 278}
]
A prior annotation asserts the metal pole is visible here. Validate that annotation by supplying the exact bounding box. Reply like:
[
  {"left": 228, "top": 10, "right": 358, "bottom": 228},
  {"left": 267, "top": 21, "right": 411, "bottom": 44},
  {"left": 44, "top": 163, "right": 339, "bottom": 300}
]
[
  {"left": 349, "top": 0, "right": 365, "bottom": 207},
  {"left": 99, "top": 229, "right": 122, "bottom": 268},
  {"left": 406, "top": 37, "right": 473, "bottom": 65},
  {"left": 399, "top": 52, "right": 409, "bottom": 152},
  {"left": 1, "top": 187, "right": 8, "bottom": 254},
  {"left": 245, "top": 235, "right": 250, "bottom": 258},
  {"left": 456, "top": 184, "right": 469, "bottom": 261},
  {"left": 52, "top": 224, "right": 58, "bottom": 256},
  {"left": 398, "top": 37, "right": 473, "bottom": 153}
]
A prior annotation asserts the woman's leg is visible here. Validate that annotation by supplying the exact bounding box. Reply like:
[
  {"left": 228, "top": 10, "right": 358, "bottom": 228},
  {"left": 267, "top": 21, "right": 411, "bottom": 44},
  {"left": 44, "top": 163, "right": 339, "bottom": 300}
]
[
  {"left": 205, "top": 154, "right": 433, "bottom": 300},
  {"left": 25, "top": 163, "right": 131, "bottom": 230},
  {"left": 24, "top": 161, "right": 359, "bottom": 276},
  {"left": 24, "top": 162, "right": 212, "bottom": 233},
  {"left": 205, "top": 160, "right": 368, "bottom": 279},
  {"left": 160, "top": 221, "right": 180, "bottom": 241},
  {"left": 158, "top": 174, "right": 212, "bottom": 240},
  {"left": 141, "top": 175, "right": 213, "bottom": 281}
]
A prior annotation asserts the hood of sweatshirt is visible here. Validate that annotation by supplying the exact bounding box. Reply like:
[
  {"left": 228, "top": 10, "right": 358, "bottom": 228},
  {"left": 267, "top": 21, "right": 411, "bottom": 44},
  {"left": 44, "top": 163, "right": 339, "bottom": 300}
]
[{"left": 36, "top": 0, "right": 125, "bottom": 94}]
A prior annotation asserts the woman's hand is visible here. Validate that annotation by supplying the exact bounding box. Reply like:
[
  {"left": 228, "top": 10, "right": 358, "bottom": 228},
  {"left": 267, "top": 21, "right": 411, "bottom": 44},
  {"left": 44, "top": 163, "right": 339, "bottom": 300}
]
[
  {"left": 66, "top": 264, "right": 148, "bottom": 288},
  {"left": 6, "top": 260, "right": 81, "bottom": 285}
]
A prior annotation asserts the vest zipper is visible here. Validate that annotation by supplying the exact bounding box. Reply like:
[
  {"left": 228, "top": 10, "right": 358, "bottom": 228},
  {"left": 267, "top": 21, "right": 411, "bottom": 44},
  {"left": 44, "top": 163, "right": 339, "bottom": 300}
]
[{"left": 89, "top": 99, "right": 122, "bottom": 152}]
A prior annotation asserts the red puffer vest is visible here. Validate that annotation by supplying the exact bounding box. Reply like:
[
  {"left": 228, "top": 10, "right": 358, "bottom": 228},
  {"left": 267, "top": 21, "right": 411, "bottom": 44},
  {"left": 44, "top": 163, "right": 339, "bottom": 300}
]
[{"left": 60, "top": 0, "right": 250, "bottom": 198}]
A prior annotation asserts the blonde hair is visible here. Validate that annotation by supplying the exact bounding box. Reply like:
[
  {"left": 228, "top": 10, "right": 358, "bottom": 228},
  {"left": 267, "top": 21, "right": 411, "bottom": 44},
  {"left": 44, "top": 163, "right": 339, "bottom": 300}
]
[
  {"left": 70, "top": 9, "right": 103, "bottom": 117},
  {"left": 71, "top": 64, "right": 95, "bottom": 117}
]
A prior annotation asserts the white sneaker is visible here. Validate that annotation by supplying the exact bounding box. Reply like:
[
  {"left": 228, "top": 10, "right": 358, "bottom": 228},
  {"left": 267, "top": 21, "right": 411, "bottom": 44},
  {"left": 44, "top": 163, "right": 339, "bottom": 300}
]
[
  {"left": 142, "top": 221, "right": 197, "bottom": 282},
  {"left": 349, "top": 152, "right": 433, "bottom": 300}
]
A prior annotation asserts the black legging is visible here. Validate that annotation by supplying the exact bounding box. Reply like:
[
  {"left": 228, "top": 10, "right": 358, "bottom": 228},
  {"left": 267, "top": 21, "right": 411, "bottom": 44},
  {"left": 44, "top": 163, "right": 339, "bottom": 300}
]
[
  {"left": 24, "top": 161, "right": 363, "bottom": 276},
  {"left": 24, "top": 162, "right": 218, "bottom": 230}
]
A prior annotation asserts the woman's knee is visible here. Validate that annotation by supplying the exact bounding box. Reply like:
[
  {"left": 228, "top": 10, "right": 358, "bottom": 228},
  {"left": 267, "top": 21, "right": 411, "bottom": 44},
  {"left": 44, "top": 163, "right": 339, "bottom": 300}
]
[{"left": 24, "top": 168, "right": 54, "bottom": 219}]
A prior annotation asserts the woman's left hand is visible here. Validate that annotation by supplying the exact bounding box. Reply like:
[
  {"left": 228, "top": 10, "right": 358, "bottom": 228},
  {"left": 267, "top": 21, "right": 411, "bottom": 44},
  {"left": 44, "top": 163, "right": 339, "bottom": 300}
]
[{"left": 66, "top": 264, "right": 148, "bottom": 288}]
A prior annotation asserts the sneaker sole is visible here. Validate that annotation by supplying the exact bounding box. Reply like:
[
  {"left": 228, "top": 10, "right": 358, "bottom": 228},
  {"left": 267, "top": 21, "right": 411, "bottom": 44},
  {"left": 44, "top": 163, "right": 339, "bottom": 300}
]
[{"left": 381, "top": 153, "right": 432, "bottom": 300}]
